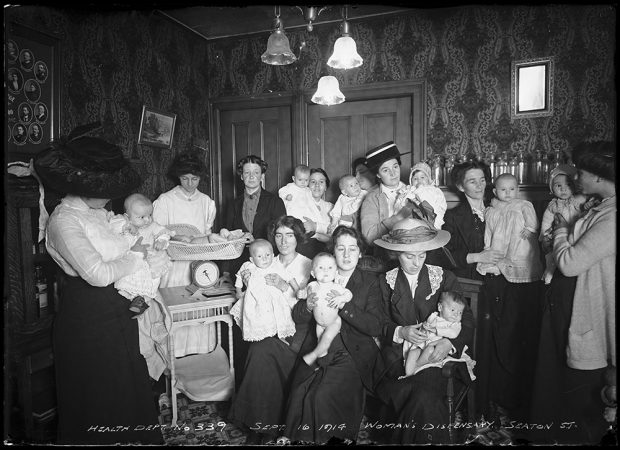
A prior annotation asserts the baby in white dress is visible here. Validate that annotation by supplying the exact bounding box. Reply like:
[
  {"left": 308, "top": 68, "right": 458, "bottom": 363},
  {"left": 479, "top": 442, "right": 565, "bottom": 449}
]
[
  {"left": 401, "top": 162, "right": 447, "bottom": 229},
  {"left": 328, "top": 175, "right": 368, "bottom": 232},
  {"left": 278, "top": 164, "right": 315, "bottom": 221},
  {"left": 110, "top": 193, "right": 172, "bottom": 317},
  {"left": 230, "top": 239, "right": 300, "bottom": 341},
  {"left": 298, "top": 253, "right": 352, "bottom": 366}
]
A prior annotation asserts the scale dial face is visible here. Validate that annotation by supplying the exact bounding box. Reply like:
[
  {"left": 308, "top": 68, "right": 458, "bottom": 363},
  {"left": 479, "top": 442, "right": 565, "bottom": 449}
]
[{"left": 191, "top": 260, "right": 220, "bottom": 288}]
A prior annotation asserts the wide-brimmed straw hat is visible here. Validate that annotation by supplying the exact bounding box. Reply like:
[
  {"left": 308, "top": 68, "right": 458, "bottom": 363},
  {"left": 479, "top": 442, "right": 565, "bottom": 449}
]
[
  {"left": 374, "top": 218, "right": 451, "bottom": 252},
  {"left": 33, "top": 122, "right": 141, "bottom": 199},
  {"left": 365, "top": 141, "right": 408, "bottom": 171}
]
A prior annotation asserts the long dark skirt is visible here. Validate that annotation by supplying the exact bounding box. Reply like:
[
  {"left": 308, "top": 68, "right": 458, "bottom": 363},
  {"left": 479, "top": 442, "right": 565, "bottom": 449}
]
[
  {"left": 228, "top": 337, "right": 298, "bottom": 433},
  {"left": 284, "top": 335, "right": 364, "bottom": 443},
  {"left": 374, "top": 367, "right": 451, "bottom": 444},
  {"left": 53, "top": 275, "right": 161, "bottom": 444},
  {"left": 484, "top": 275, "right": 543, "bottom": 416}
]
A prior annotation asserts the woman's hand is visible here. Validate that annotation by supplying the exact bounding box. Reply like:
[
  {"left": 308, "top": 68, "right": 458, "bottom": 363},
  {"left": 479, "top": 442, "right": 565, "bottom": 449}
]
[
  {"left": 427, "top": 338, "right": 452, "bottom": 363},
  {"left": 302, "top": 216, "right": 317, "bottom": 234},
  {"left": 473, "top": 249, "right": 503, "bottom": 264},
  {"left": 265, "top": 273, "right": 289, "bottom": 292},
  {"left": 306, "top": 291, "right": 318, "bottom": 311},
  {"left": 327, "top": 290, "right": 350, "bottom": 310},
  {"left": 399, "top": 323, "right": 428, "bottom": 346},
  {"left": 520, "top": 228, "right": 535, "bottom": 240},
  {"left": 130, "top": 236, "right": 149, "bottom": 258},
  {"left": 240, "top": 269, "right": 251, "bottom": 286}
]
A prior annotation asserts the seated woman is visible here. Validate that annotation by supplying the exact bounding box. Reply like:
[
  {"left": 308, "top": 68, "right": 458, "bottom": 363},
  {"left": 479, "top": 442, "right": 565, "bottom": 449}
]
[
  {"left": 282, "top": 226, "right": 384, "bottom": 444},
  {"left": 228, "top": 216, "right": 312, "bottom": 445},
  {"left": 373, "top": 217, "right": 475, "bottom": 444}
]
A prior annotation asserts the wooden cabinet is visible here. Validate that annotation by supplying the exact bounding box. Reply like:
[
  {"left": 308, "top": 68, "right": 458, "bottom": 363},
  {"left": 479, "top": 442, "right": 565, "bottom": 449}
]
[{"left": 6, "top": 174, "right": 58, "bottom": 443}]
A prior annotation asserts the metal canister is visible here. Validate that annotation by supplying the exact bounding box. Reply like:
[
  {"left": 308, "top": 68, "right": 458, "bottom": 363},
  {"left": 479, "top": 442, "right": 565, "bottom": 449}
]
[{"left": 432, "top": 154, "right": 444, "bottom": 186}]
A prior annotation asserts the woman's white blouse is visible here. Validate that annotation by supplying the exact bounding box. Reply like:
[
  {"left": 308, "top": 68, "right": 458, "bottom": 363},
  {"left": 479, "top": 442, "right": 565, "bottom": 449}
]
[
  {"left": 45, "top": 195, "right": 143, "bottom": 287},
  {"left": 307, "top": 198, "right": 333, "bottom": 236},
  {"left": 152, "top": 185, "right": 216, "bottom": 234}
]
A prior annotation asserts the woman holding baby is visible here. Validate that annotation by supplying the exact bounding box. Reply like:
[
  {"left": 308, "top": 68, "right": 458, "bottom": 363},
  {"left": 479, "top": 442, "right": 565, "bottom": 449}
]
[{"left": 373, "top": 217, "right": 475, "bottom": 445}]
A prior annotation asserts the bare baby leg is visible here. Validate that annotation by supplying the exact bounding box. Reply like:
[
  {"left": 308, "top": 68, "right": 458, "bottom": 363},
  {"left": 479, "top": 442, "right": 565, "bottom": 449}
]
[{"left": 303, "top": 316, "right": 342, "bottom": 366}]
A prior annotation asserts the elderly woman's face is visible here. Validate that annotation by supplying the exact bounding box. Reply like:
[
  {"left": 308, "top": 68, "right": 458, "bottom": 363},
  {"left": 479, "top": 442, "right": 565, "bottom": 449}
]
[
  {"left": 241, "top": 162, "right": 263, "bottom": 191},
  {"left": 333, "top": 233, "right": 361, "bottom": 273},
  {"left": 457, "top": 168, "right": 486, "bottom": 200},
  {"left": 274, "top": 225, "right": 297, "bottom": 256},
  {"left": 398, "top": 250, "right": 427, "bottom": 276},
  {"left": 179, "top": 173, "right": 200, "bottom": 194},
  {"left": 308, "top": 171, "right": 327, "bottom": 200},
  {"left": 376, "top": 158, "right": 401, "bottom": 188}
]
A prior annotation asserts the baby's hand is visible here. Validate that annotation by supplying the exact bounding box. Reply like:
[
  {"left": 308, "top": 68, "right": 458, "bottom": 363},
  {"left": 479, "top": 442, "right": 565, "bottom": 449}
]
[
  {"left": 296, "top": 288, "right": 308, "bottom": 300},
  {"left": 123, "top": 223, "right": 138, "bottom": 236},
  {"left": 520, "top": 228, "right": 535, "bottom": 240},
  {"left": 286, "top": 194, "right": 293, "bottom": 201},
  {"left": 153, "top": 239, "right": 166, "bottom": 251}
]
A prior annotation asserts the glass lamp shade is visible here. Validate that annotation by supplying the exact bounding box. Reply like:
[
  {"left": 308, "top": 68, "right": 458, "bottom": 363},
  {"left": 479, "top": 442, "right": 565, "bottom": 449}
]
[
  {"left": 261, "top": 29, "right": 297, "bottom": 65},
  {"left": 327, "top": 36, "right": 363, "bottom": 70},
  {"left": 311, "top": 76, "right": 345, "bottom": 106}
]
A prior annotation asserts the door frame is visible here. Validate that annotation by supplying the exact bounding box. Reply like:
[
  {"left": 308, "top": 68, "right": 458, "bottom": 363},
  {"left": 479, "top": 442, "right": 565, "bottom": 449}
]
[
  {"left": 300, "top": 80, "right": 427, "bottom": 164},
  {"left": 208, "top": 92, "right": 300, "bottom": 213}
]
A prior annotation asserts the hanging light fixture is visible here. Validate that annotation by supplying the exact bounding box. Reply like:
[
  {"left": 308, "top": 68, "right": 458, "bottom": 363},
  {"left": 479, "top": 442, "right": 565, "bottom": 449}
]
[
  {"left": 327, "top": 6, "right": 363, "bottom": 70},
  {"left": 311, "top": 75, "right": 345, "bottom": 106},
  {"left": 261, "top": 6, "right": 297, "bottom": 66}
]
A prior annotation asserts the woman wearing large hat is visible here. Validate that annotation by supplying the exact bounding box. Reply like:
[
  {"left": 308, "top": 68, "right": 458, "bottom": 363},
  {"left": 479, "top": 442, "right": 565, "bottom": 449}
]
[
  {"left": 373, "top": 218, "right": 475, "bottom": 444},
  {"left": 33, "top": 127, "right": 163, "bottom": 444}
]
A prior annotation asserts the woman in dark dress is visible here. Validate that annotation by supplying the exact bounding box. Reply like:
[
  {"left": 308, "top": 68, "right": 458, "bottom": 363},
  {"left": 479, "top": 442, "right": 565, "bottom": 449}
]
[
  {"left": 442, "top": 161, "right": 501, "bottom": 420},
  {"left": 283, "top": 226, "right": 385, "bottom": 444},
  {"left": 373, "top": 217, "right": 475, "bottom": 444},
  {"left": 33, "top": 129, "right": 162, "bottom": 444},
  {"left": 228, "top": 216, "right": 312, "bottom": 445}
]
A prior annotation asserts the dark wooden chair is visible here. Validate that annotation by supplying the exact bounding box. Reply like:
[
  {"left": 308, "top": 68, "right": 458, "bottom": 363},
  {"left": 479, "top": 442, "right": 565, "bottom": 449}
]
[{"left": 442, "top": 277, "right": 484, "bottom": 443}]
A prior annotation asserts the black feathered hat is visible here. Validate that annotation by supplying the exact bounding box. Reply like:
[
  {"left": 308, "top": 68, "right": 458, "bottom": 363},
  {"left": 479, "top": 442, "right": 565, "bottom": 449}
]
[{"left": 33, "top": 122, "right": 142, "bottom": 199}]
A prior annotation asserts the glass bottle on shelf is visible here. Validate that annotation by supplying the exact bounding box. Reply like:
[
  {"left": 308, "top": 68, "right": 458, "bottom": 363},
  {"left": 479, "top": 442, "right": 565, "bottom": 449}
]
[
  {"left": 431, "top": 154, "right": 444, "bottom": 186},
  {"left": 508, "top": 153, "right": 518, "bottom": 178},
  {"left": 541, "top": 152, "right": 552, "bottom": 185},
  {"left": 516, "top": 150, "right": 528, "bottom": 184},
  {"left": 484, "top": 153, "right": 496, "bottom": 183},
  {"left": 443, "top": 155, "right": 456, "bottom": 186},
  {"left": 34, "top": 265, "right": 49, "bottom": 318},
  {"left": 552, "top": 149, "right": 564, "bottom": 168},
  {"left": 532, "top": 150, "right": 543, "bottom": 184},
  {"left": 495, "top": 151, "right": 508, "bottom": 180}
]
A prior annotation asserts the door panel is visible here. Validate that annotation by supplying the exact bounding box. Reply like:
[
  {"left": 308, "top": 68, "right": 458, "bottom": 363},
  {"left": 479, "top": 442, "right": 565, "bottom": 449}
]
[
  {"left": 218, "top": 105, "right": 293, "bottom": 226},
  {"left": 307, "top": 97, "right": 413, "bottom": 202}
]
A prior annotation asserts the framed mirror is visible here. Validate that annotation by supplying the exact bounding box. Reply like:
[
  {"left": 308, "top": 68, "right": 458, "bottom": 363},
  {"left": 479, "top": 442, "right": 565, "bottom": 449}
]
[{"left": 511, "top": 57, "right": 554, "bottom": 119}]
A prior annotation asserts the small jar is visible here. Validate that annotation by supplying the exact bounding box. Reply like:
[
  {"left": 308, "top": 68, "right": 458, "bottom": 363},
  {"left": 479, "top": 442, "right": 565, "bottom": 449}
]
[{"left": 431, "top": 154, "right": 444, "bottom": 186}]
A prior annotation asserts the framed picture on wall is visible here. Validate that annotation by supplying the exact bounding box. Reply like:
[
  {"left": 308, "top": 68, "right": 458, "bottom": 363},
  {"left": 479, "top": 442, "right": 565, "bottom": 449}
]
[
  {"left": 138, "top": 106, "right": 176, "bottom": 149},
  {"left": 511, "top": 57, "right": 554, "bottom": 119},
  {"left": 5, "top": 21, "right": 60, "bottom": 158}
]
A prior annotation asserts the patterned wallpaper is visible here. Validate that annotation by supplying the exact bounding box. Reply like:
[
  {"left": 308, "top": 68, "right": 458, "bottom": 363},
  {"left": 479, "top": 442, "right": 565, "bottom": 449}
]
[
  {"left": 5, "top": 6, "right": 212, "bottom": 201},
  {"left": 207, "top": 4, "right": 616, "bottom": 161},
  {"left": 5, "top": 5, "right": 615, "bottom": 201}
]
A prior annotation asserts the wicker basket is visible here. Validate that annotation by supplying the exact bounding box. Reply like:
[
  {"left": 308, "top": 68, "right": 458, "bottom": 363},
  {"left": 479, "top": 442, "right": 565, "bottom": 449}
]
[{"left": 166, "top": 223, "right": 249, "bottom": 261}]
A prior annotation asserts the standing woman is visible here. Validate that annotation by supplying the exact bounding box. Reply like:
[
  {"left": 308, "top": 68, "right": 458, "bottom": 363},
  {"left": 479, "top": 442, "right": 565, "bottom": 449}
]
[
  {"left": 283, "top": 226, "right": 384, "bottom": 444},
  {"left": 360, "top": 141, "right": 415, "bottom": 249},
  {"left": 152, "top": 150, "right": 216, "bottom": 287},
  {"left": 530, "top": 141, "right": 615, "bottom": 444},
  {"left": 33, "top": 133, "right": 162, "bottom": 444},
  {"left": 229, "top": 216, "right": 312, "bottom": 444},
  {"left": 442, "top": 160, "right": 501, "bottom": 419},
  {"left": 298, "top": 167, "right": 334, "bottom": 258},
  {"left": 373, "top": 218, "right": 475, "bottom": 444}
]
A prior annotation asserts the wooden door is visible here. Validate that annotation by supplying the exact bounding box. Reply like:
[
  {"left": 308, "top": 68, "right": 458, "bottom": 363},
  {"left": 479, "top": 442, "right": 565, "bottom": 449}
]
[
  {"left": 307, "top": 96, "right": 413, "bottom": 202},
  {"left": 212, "top": 97, "right": 296, "bottom": 229}
]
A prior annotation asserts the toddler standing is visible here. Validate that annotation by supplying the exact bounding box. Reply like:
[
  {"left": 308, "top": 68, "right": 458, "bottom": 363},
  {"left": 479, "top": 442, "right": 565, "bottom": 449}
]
[
  {"left": 279, "top": 164, "right": 315, "bottom": 221},
  {"left": 403, "top": 291, "right": 465, "bottom": 376},
  {"left": 402, "top": 162, "right": 447, "bottom": 229},
  {"left": 230, "top": 239, "right": 300, "bottom": 342},
  {"left": 111, "top": 193, "right": 172, "bottom": 318},
  {"left": 328, "top": 175, "right": 368, "bottom": 232},
  {"left": 539, "top": 164, "right": 587, "bottom": 284},
  {"left": 298, "top": 253, "right": 352, "bottom": 366}
]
